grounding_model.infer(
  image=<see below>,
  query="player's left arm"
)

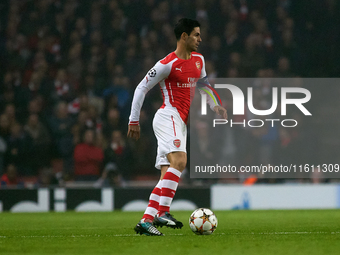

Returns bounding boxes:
[213,105,228,120]
[198,56,227,120]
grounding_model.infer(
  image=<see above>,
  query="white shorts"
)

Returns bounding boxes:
[153,108,187,169]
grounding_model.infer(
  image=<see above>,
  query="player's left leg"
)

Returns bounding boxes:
[134,167,168,236]
[141,166,168,221]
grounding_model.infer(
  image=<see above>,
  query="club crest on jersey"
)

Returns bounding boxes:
[196,61,201,70]
[148,68,157,77]
[173,139,181,148]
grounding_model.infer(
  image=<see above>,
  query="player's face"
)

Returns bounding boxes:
[186,27,202,52]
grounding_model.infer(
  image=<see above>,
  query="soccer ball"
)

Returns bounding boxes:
[189,208,218,235]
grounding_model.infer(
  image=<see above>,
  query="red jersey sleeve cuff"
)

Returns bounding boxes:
[129,121,139,125]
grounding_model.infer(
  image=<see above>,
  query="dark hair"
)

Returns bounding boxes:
[174,18,200,41]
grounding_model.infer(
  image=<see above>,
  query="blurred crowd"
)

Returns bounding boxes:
[0,0,339,188]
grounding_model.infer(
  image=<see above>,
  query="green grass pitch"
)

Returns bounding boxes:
[1,210,340,255]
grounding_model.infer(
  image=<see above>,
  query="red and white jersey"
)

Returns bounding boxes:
[129,51,217,125]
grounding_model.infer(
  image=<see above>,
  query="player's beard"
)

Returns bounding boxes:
[186,38,198,52]
[188,44,198,52]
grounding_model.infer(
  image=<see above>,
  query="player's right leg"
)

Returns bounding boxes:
[135,109,184,233]
[151,110,187,229]
[153,152,186,229]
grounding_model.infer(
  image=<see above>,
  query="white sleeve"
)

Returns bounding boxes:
[200,55,207,78]
[198,78,219,111]
[129,61,170,124]
[198,56,219,110]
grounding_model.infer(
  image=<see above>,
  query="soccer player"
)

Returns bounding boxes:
[128,18,227,236]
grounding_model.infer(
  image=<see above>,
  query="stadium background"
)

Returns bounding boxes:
[0,0,340,190]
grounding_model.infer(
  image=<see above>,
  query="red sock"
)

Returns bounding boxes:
[142,180,162,221]
[158,168,181,215]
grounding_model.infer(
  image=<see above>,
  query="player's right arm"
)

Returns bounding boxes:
[127,61,170,140]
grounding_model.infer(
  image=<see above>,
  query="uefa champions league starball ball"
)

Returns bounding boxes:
[189,208,218,235]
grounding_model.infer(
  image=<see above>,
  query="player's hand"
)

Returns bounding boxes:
[127,124,140,140]
[213,105,228,120]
